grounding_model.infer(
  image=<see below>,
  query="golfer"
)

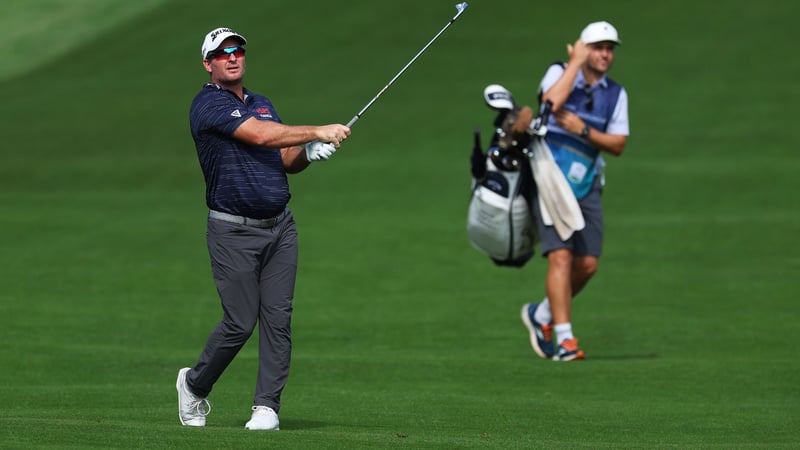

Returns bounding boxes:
[176,27,350,429]
[521,21,629,361]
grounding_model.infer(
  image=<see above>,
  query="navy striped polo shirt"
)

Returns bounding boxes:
[189,83,289,219]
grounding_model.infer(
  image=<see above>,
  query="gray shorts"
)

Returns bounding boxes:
[533,180,603,257]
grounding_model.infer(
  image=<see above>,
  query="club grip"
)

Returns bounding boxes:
[541,100,553,124]
[531,100,553,135]
[346,115,359,128]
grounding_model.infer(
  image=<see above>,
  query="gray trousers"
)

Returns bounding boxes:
[187,211,298,413]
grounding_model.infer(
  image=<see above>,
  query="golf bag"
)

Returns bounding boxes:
[467,85,538,267]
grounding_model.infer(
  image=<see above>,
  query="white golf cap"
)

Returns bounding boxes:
[202,27,247,59]
[580,21,621,45]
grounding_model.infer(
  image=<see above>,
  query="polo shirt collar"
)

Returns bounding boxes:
[204,82,251,102]
[576,70,609,89]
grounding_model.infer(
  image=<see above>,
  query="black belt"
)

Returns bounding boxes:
[208,209,288,228]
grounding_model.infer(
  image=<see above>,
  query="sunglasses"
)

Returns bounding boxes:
[206,46,246,61]
[583,85,594,111]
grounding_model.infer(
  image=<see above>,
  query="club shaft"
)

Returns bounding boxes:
[346,4,468,128]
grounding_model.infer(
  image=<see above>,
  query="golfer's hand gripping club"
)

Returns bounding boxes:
[307,123,350,160]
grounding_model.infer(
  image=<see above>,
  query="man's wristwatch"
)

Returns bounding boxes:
[580,124,591,138]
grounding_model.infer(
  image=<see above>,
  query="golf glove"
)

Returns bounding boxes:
[304,140,336,162]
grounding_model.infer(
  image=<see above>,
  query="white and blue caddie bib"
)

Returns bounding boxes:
[538,63,626,199]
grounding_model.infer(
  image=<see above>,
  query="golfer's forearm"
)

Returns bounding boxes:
[234,118,319,148]
[281,146,311,173]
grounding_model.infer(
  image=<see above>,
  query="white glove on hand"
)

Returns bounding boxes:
[304,140,336,162]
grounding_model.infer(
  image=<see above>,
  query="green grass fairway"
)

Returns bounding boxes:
[0,0,167,82]
[1,0,798,448]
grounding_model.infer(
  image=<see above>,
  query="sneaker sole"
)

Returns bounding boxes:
[245,425,280,431]
[520,304,550,359]
[552,350,585,362]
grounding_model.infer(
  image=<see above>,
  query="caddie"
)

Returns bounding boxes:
[521,21,630,361]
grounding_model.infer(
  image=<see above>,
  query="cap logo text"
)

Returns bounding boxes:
[210,28,235,42]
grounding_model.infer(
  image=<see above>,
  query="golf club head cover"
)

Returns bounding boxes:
[483,84,515,111]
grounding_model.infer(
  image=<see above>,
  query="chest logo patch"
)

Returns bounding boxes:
[256,107,273,119]
[231,109,242,118]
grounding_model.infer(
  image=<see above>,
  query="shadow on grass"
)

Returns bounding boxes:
[589,353,659,360]
[203,419,329,430]
[280,419,329,430]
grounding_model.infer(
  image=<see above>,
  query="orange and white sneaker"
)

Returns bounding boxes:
[552,338,585,361]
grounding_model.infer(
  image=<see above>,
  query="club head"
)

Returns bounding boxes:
[484,84,515,111]
[455,2,468,13]
[532,123,548,137]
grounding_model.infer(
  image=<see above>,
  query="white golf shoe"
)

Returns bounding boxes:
[244,405,280,430]
[176,367,211,426]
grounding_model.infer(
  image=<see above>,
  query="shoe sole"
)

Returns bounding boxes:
[245,425,280,431]
[520,304,550,359]
[552,350,585,361]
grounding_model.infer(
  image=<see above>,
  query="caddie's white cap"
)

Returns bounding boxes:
[580,21,621,45]
[201,27,247,59]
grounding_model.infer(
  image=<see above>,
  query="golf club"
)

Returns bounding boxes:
[345,2,468,128]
